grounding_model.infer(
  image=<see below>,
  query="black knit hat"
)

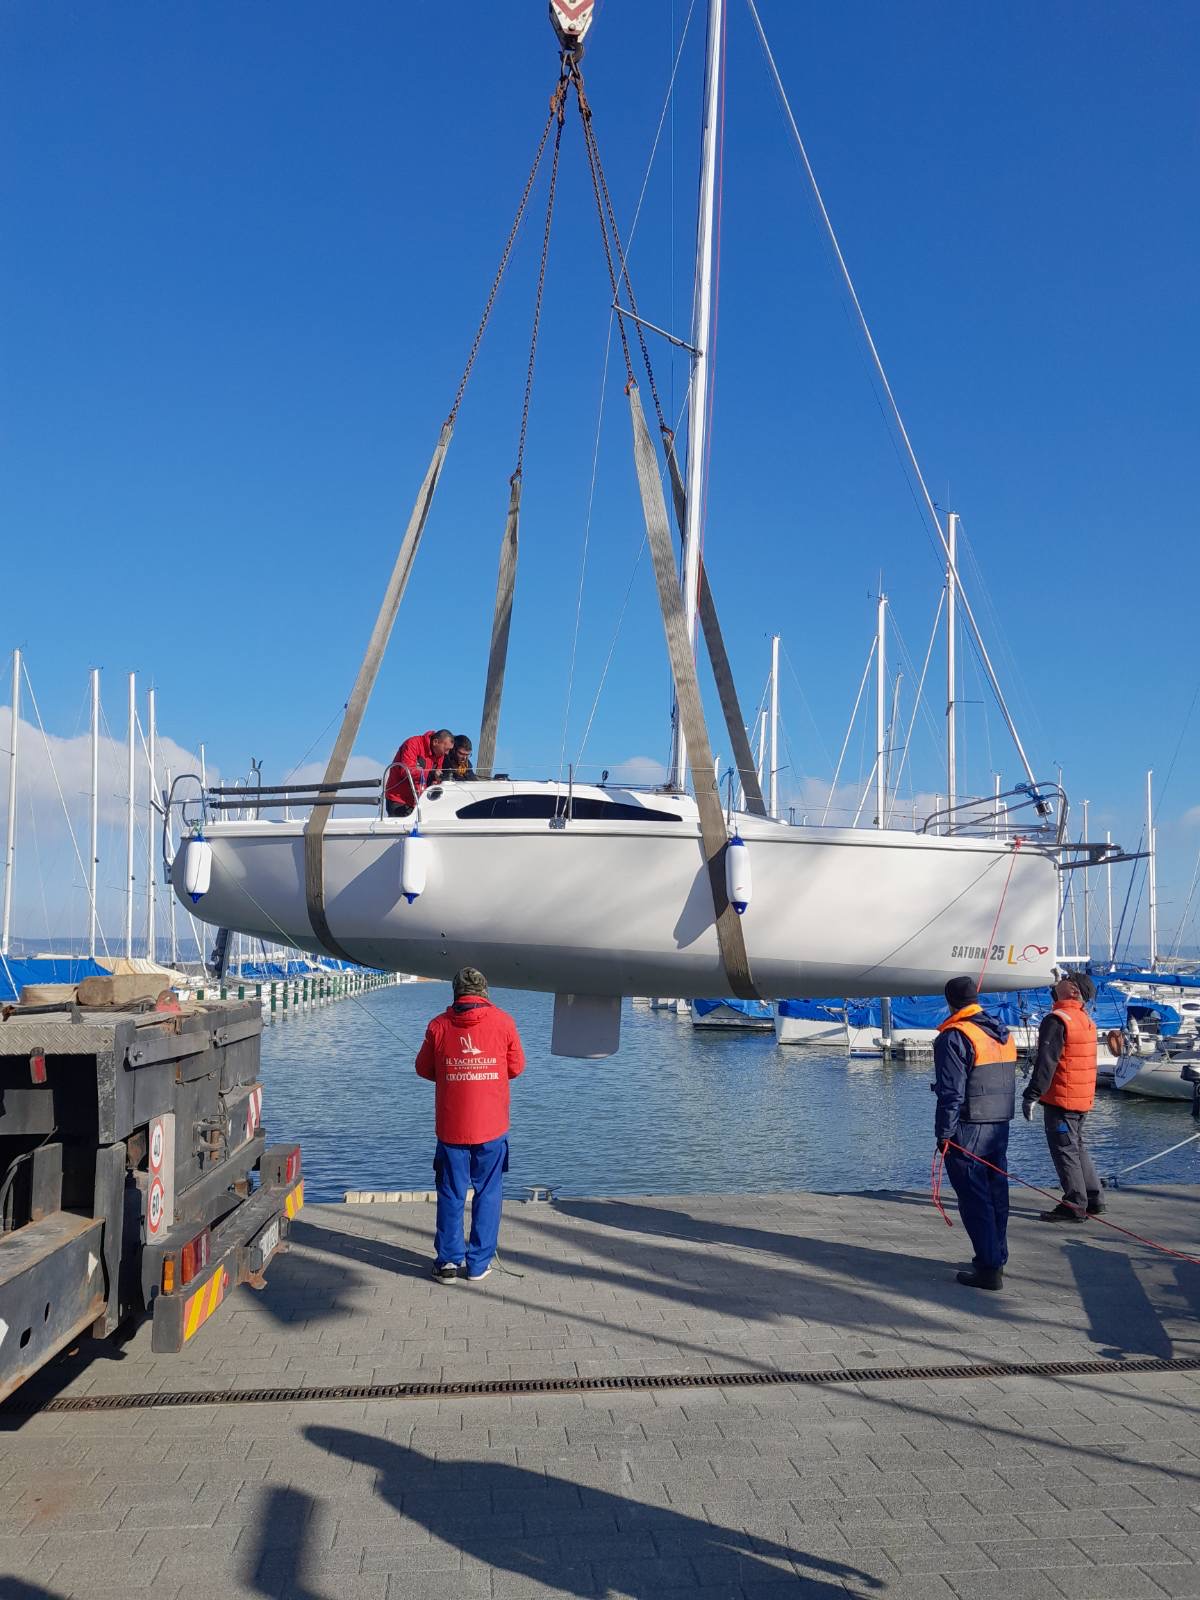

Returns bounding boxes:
[1063,970,1096,1004]
[944,975,979,1011]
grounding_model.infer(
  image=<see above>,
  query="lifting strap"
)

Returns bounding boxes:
[662,434,767,817]
[477,473,521,778]
[627,382,759,1000]
[301,86,565,959]
[303,424,453,961]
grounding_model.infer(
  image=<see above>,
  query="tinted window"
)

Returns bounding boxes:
[456,795,680,823]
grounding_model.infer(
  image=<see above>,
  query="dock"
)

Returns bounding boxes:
[4,1184,1200,1598]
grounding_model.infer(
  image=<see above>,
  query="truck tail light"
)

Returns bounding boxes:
[162,1257,175,1294]
[285,1148,301,1185]
[30,1051,47,1084]
[180,1227,211,1287]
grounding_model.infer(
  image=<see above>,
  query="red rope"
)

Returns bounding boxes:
[939,1137,1200,1266]
[976,837,1021,989]
[931,1146,954,1228]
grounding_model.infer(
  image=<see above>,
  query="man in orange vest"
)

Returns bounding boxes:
[934,974,1019,1291]
[1022,971,1102,1222]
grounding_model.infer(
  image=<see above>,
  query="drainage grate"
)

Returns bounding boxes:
[8,1352,1200,1416]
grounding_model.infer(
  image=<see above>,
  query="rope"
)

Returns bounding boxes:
[939,1137,1200,1266]
[1112,1131,1200,1179]
[976,838,1021,989]
[931,1147,953,1228]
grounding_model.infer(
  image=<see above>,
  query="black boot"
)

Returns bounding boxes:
[956,1265,1003,1291]
[1039,1204,1086,1223]
[1086,1192,1106,1215]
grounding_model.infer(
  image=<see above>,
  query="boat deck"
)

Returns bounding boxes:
[5,1184,1200,1598]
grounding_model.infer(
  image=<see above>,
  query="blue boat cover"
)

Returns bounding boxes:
[693,998,774,1020]
[778,979,1135,1035]
[0,955,110,1004]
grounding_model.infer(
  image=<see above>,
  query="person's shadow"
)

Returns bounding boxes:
[305,1425,882,1597]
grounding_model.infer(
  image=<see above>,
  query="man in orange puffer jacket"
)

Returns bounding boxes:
[1022,971,1102,1222]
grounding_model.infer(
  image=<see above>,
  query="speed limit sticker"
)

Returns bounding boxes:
[148,1177,166,1236]
[150,1121,164,1173]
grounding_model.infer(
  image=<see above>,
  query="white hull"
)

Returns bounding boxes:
[848,1027,940,1059]
[175,782,1060,1001]
[775,1012,850,1047]
[1112,1055,1193,1101]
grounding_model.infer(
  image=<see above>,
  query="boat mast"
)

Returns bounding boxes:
[756,709,767,794]
[945,512,958,828]
[668,0,723,791]
[875,591,887,827]
[876,592,892,1045]
[146,687,157,964]
[1147,768,1157,969]
[125,672,136,958]
[1105,828,1114,966]
[1081,797,1090,963]
[1,648,19,957]
[89,669,100,960]
[165,763,178,967]
[769,634,780,819]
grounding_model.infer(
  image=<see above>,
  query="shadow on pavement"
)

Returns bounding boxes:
[243,1485,324,1600]
[305,1424,882,1598]
[0,1585,67,1599]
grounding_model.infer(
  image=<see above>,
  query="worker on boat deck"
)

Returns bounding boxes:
[933,974,1018,1292]
[439,735,476,782]
[1022,971,1103,1223]
[385,728,453,816]
[415,966,525,1284]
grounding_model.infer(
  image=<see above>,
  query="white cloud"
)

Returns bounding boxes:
[1182,805,1200,829]
[0,707,216,952]
[607,755,668,788]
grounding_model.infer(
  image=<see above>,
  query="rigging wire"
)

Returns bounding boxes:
[742,0,1038,791]
[779,640,835,773]
[20,662,111,962]
[887,589,945,823]
[821,638,876,826]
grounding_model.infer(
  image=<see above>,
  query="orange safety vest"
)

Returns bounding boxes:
[1040,995,1097,1112]
[937,1004,1018,1066]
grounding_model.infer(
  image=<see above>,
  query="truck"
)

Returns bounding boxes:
[0,982,302,1402]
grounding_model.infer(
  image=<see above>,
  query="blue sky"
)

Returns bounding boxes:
[2,1,1198,950]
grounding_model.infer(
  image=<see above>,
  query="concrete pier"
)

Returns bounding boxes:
[4,1184,1200,1598]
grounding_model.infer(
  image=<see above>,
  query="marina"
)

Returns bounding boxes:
[2,1,1199,1596]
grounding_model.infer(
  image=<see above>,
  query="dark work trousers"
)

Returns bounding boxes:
[944,1121,1010,1272]
[1042,1105,1100,1210]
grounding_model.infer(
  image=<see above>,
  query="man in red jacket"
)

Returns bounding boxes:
[385,728,453,816]
[415,967,526,1283]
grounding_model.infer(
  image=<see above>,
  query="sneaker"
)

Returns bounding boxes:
[1038,1205,1086,1223]
[432,1262,460,1284]
[466,1263,492,1282]
[956,1266,1003,1291]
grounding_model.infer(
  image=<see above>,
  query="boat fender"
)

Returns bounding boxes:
[401,827,430,905]
[1106,1028,1125,1059]
[725,833,751,915]
[182,835,213,904]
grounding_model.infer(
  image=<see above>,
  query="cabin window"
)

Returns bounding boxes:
[455,795,680,823]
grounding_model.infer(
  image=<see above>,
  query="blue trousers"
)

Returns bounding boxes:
[944,1121,1010,1272]
[433,1137,509,1274]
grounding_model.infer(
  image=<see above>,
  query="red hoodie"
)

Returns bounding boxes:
[385,730,441,809]
[415,997,526,1145]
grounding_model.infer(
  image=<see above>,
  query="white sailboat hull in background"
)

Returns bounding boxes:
[174,785,1060,1000]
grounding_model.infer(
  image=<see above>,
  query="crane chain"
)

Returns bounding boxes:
[514,79,568,479]
[446,77,565,429]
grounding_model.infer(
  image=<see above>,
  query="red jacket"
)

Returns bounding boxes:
[415,997,526,1145]
[386,730,441,808]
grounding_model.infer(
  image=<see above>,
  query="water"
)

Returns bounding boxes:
[260,984,1200,1203]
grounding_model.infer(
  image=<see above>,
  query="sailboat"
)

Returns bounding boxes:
[171,0,1070,1057]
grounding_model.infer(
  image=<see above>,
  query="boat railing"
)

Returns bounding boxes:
[203,779,385,821]
[921,782,1068,845]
